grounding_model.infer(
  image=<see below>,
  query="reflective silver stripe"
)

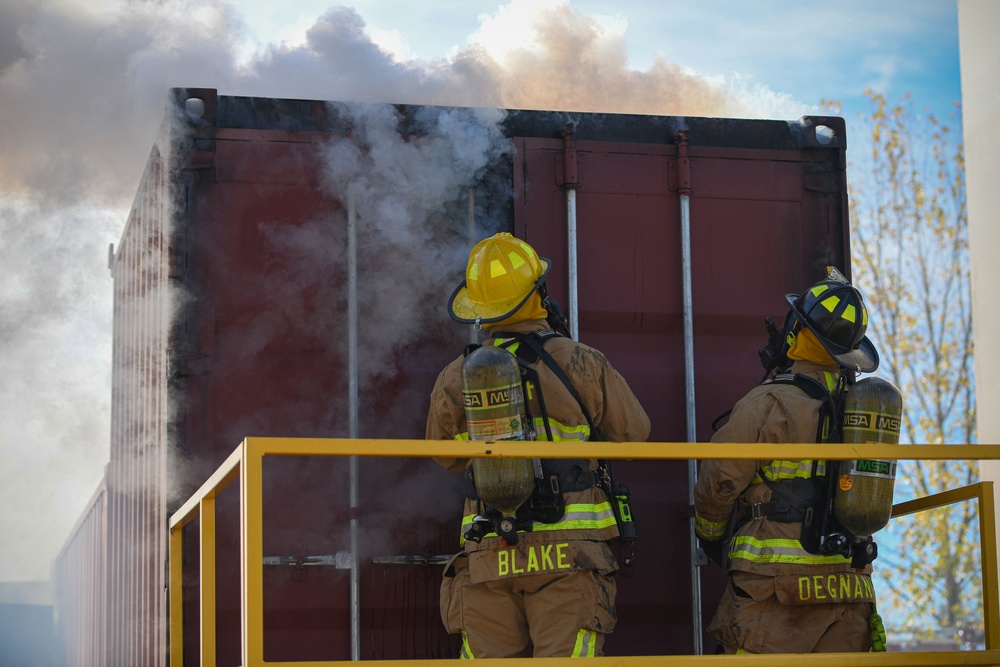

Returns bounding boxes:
[461,505,615,529]
[460,502,616,541]
[694,511,727,540]
[573,628,596,657]
[532,503,616,532]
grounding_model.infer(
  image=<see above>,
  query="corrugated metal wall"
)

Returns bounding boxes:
[55,479,108,666]
[108,143,170,666]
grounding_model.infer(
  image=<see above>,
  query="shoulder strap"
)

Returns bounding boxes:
[770,372,844,444]
[758,372,851,553]
[494,332,636,544]
[495,331,602,439]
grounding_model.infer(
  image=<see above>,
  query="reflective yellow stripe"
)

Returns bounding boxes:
[820,295,840,313]
[694,511,727,540]
[730,535,851,565]
[490,258,508,278]
[572,628,597,657]
[819,371,839,442]
[460,502,615,542]
[822,371,838,391]
[460,630,474,659]
[455,412,589,441]
[532,416,590,441]
[752,459,826,483]
[507,250,526,271]
[460,502,616,532]
[533,502,616,532]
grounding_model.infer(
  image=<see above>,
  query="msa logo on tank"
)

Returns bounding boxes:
[844,459,897,480]
[843,410,901,433]
[463,382,525,439]
[462,346,527,441]
[463,385,523,409]
[461,345,534,546]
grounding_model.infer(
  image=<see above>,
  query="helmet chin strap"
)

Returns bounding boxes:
[757,310,802,382]
[538,283,570,338]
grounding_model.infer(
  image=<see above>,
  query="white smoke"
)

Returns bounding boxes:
[0,0,812,582]
[318,101,512,389]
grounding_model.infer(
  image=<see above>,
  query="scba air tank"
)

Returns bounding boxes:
[461,346,535,536]
[834,376,904,537]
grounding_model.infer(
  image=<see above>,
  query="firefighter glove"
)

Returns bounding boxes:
[700,539,726,567]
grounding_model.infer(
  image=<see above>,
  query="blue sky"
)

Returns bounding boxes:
[0,0,962,584]
[234,0,962,139]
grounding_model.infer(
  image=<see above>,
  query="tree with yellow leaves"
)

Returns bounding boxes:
[826,90,980,647]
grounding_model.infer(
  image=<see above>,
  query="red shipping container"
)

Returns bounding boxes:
[59,88,850,665]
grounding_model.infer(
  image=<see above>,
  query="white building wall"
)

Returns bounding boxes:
[958,0,1000,590]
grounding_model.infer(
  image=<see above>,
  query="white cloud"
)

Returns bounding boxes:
[469,0,628,66]
[368,26,416,63]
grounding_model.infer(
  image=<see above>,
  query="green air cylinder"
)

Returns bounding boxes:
[834,376,904,537]
[461,346,534,518]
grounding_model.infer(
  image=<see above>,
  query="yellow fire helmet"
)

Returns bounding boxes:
[448,232,551,325]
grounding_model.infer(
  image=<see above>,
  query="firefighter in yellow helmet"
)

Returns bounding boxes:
[427,232,650,658]
[694,269,886,654]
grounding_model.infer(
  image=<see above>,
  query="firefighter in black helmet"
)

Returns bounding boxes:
[784,272,879,374]
[695,268,887,654]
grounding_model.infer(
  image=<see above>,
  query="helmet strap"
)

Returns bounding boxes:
[538,283,570,338]
[758,311,797,381]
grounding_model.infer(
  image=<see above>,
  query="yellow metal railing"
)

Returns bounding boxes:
[889,480,999,650]
[168,439,1000,667]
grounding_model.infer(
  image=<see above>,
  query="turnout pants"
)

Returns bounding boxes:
[440,551,617,658]
[710,570,874,653]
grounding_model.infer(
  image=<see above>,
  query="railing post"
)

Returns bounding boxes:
[200,496,217,666]
[241,440,265,666]
[168,525,184,667]
[980,481,998,650]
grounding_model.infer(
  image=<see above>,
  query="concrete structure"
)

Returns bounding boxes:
[958,0,1000,585]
